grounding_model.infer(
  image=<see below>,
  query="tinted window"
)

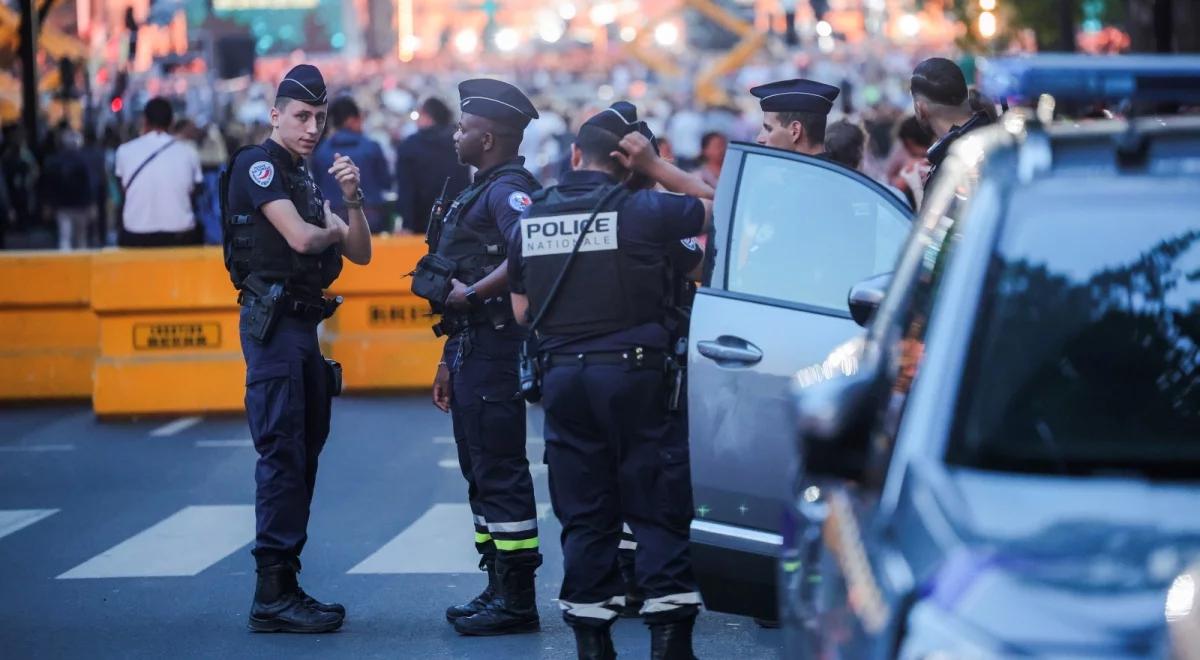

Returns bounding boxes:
[725,152,910,311]
[949,178,1200,478]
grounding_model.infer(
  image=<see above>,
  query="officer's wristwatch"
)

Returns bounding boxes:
[343,187,364,210]
[464,287,483,309]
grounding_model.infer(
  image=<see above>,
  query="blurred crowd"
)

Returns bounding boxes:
[0,41,971,250]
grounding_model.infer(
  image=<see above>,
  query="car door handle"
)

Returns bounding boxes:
[696,337,763,366]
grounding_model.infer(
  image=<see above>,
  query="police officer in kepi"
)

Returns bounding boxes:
[220,64,373,634]
[751,78,840,156]
[411,78,544,636]
[509,102,714,659]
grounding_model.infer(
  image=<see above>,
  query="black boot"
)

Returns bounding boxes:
[446,555,498,622]
[573,624,617,660]
[453,556,541,636]
[248,563,344,634]
[288,559,346,618]
[649,615,697,660]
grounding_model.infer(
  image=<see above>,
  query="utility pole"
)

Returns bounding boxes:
[19,0,39,149]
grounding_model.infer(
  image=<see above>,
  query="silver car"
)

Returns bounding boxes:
[686,143,913,620]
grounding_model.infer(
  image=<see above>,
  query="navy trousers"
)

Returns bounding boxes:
[542,362,700,628]
[447,325,541,567]
[240,309,332,568]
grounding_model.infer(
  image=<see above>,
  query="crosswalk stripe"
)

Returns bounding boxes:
[434,436,545,445]
[58,505,255,579]
[0,509,59,541]
[348,503,552,574]
[195,439,254,448]
[437,456,547,475]
[150,416,203,437]
[0,444,75,452]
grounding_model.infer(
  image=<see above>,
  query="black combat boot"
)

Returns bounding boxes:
[453,556,541,636]
[446,555,498,622]
[648,613,698,660]
[572,624,617,660]
[248,563,344,634]
[288,558,346,618]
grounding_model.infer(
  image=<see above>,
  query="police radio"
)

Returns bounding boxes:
[425,177,452,249]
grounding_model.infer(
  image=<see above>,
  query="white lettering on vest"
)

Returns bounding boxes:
[521,212,619,257]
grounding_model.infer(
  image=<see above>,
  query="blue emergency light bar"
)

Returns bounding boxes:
[978,55,1200,106]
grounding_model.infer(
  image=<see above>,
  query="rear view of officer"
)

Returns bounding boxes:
[509,102,714,659]
[411,78,544,636]
[221,64,372,633]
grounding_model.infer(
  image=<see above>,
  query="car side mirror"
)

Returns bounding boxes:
[791,342,883,481]
[848,273,891,328]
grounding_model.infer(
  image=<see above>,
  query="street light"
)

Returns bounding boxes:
[495,27,520,52]
[978,10,997,39]
[815,20,833,37]
[589,3,617,26]
[898,13,920,38]
[654,22,679,47]
[980,0,997,11]
[454,29,478,55]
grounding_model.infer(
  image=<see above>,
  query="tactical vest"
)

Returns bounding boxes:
[521,183,671,338]
[220,145,342,292]
[433,162,539,286]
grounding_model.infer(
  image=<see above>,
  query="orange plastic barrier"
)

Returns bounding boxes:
[91,247,243,415]
[323,235,443,391]
[0,251,97,400]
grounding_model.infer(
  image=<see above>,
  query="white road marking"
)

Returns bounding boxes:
[348,503,552,574]
[195,440,254,448]
[437,458,460,469]
[438,456,547,475]
[0,509,59,541]
[58,505,255,579]
[149,416,203,437]
[0,444,75,452]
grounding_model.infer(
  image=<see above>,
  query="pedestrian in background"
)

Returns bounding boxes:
[314,97,392,233]
[695,131,727,187]
[824,120,868,172]
[394,96,469,235]
[42,129,97,250]
[114,97,203,247]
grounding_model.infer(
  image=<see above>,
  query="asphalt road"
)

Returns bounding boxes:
[0,395,780,659]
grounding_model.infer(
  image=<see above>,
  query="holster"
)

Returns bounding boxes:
[324,358,343,397]
[410,253,457,311]
[518,337,542,404]
[665,336,688,413]
[240,275,285,345]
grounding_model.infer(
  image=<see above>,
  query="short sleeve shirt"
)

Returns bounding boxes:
[458,156,538,244]
[226,139,301,217]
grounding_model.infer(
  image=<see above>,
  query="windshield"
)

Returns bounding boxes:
[948,176,1200,478]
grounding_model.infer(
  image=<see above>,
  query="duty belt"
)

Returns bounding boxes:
[238,290,341,322]
[542,347,668,370]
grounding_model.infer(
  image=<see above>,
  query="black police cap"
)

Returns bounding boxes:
[277,64,328,106]
[581,102,659,154]
[749,78,840,114]
[458,78,539,129]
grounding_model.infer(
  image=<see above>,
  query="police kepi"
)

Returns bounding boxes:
[508,101,715,659]
[220,63,373,634]
[750,78,839,155]
[411,78,545,637]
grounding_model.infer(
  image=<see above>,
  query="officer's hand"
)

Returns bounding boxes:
[329,152,361,200]
[323,200,349,240]
[432,362,452,413]
[610,132,658,174]
[445,278,470,311]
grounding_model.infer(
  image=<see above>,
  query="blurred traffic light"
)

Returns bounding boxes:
[110,97,124,113]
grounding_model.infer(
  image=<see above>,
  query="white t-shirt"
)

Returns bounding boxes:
[114,131,202,234]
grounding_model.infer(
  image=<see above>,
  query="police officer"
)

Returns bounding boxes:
[419,78,544,636]
[751,78,840,156]
[509,102,714,659]
[221,64,372,633]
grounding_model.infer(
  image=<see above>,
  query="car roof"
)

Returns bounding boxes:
[979,54,1200,106]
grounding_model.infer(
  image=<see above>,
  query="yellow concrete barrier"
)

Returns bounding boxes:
[91,247,243,416]
[324,235,443,391]
[0,251,97,400]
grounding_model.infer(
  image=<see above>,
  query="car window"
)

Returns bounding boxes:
[948,177,1200,478]
[724,152,911,312]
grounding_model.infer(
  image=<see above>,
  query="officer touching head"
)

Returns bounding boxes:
[751,78,840,155]
[508,102,714,659]
[414,78,545,637]
[220,63,372,634]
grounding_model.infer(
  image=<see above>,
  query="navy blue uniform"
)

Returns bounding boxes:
[511,170,704,629]
[313,128,392,233]
[394,126,470,234]
[227,138,335,568]
[443,157,541,565]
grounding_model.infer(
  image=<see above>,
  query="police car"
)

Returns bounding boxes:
[781,56,1200,657]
